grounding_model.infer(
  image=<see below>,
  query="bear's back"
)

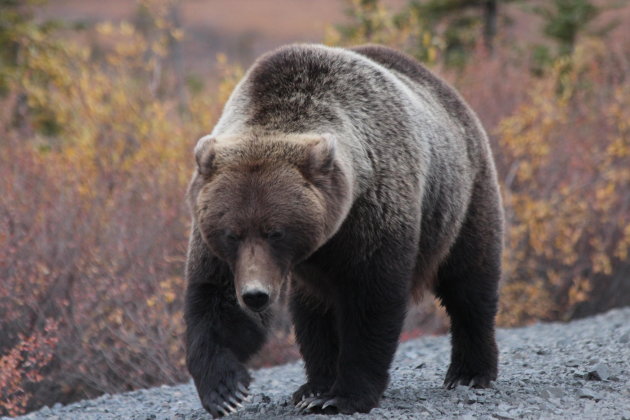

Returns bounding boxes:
[350,45,489,164]
[242,44,421,135]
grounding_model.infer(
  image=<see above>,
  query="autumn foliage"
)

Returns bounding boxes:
[1,0,629,415]
[0,1,220,413]
[0,320,58,416]
[496,42,630,325]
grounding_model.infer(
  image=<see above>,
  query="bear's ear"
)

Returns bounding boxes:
[194,135,216,176]
[305,134,337,176]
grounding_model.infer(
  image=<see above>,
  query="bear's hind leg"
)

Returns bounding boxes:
[434,193,502,389]
[290,288,339,405]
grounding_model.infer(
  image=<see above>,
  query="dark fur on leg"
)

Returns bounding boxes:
[435,178,502,390]
[185,226,268,418]
[290,287,339,404]
[296,232,413,414]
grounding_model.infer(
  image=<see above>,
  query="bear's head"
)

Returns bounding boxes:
[188,133,352,312]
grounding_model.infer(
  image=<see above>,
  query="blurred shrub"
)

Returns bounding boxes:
[326,0,443,65]
[497,40,630,325]
[0,320,58,416]
[328,0,519,68]
[529,0,621,73]
[0,0,237,414]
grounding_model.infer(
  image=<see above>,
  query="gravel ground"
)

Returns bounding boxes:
[9,307,630,420]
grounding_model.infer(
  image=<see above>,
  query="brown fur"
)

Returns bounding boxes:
[184,44,503,417]
[349,45,503,300]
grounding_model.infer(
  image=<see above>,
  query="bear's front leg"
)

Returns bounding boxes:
[299,244,411,414]
[185,228,267,418]
[290,287,339,405]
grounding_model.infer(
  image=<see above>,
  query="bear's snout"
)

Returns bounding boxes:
[234,240,282,312]
[241,288,270,312]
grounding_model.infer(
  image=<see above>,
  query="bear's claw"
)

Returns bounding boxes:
[321,398,338,410]
[202,380,250,418]
[292,382,332,405]
[297,396,340,414]
[296,392,378,414]
[444,373,494,390]
[237,383,248,394]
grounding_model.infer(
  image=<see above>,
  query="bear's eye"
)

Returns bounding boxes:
[264,229,285,241]
[224,230,241,243]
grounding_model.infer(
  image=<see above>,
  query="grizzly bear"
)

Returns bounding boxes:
[184,44,503,417]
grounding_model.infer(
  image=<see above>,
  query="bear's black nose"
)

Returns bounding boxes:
[242,290,270,311]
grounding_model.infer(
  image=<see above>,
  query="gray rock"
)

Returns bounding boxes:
[578,388,602,401]
[494,411,515,420]
[540,387,564,399]
[5,307,630,420]
[587,363,611,381]
[464,392,478,404]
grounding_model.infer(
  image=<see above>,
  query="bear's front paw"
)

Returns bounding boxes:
[296,392,378,415]
[444,362,496,389]
[292,382,332,406]
[192,348,252,418]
